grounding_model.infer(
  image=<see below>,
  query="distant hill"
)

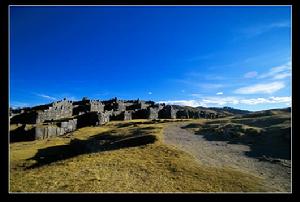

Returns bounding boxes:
[198,106,250,116]
[239,107,291,118]
[171,105,290,117]
[184,106,291,160]
[172,105,220,114]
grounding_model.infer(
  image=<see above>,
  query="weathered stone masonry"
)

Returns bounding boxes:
[10,97,220,141]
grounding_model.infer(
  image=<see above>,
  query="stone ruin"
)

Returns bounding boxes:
[10,97,220,141]
[36,99,73,123]
[158,105,177,119]
[10,99,73,124]
[73,98,105,115]
[35,119,77,140]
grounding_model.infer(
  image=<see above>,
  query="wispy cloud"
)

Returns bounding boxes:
[10,101,29,108]
[198,83,224,89]
[173,79,225,90]
[65,96,78,101]
[185,72,226,81]
[240,21,290,38]
[216,92,223,95]
[258,62,291,80]
[159,96,291,108]
[158,100,207,107]
[234,81,285,94]
[239,96,291,105]
[35,93,57,100]
[148,92,152,95]
[190,93,203,98]
[204,75,226,81]
[244,71,258,78]
[272,72,291,80]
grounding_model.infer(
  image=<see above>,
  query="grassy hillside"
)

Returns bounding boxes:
[207,107,250,115]
[183,109,291,160]
[10,119,267,192]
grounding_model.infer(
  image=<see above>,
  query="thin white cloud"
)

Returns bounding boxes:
[35,93,57,100]
[244,71,258,78]
[159,96,291,107]
[10,101,29,108]
[158,100,208,108]
[240,96,291,105]
[216,92,223,95]
[65,96,78,101]
[272,72,291,80]
[258,62,291,80]
[198,83,224,89]
[202,97,240,105]
[148,92,152,95]
[186,72,226,81]
[191,93,202,98]
[241,21,290,38]
[234,81,285,94]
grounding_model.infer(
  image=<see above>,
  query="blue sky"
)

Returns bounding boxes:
[10,6,291,111]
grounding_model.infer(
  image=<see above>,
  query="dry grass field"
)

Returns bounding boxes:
[10,119,267,192]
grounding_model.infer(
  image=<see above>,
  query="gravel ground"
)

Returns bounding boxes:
[163,122,291,192]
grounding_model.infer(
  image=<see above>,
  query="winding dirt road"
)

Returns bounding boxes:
[163,122,291,192]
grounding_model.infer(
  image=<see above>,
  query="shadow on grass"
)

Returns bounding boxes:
[26,127,157,169]
[114,119,183,128]
[10,126,35,143]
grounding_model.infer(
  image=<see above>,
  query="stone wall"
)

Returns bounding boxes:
[132,108,158,119]
[132,109,149,119]
[77,111,110,128]
[90,100,104,112]
[176,110,189,119]
[104,100,126,111]
[35,118,77,140]
[36,100,73,123]
[98,112,110,125]
[77,112,99,128]
[110,111,132,121]
[148,108,159,119]
[158,105,177,119]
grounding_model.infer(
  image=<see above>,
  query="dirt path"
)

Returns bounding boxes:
[163,122,291,192]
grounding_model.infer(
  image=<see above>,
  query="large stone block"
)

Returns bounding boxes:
[35,127,45,140]
[47,126,57,138]
[61,122,68,128]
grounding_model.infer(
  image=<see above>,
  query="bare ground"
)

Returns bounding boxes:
[163,122,291,192]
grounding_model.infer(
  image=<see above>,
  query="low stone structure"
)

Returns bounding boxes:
[10,97,220,141]
[77,111,110,128]
[11,99,74,124]
[110,111,132,121]
[176,110,189,119]
[103,97,126,111]
[148,107,159,119]
[36,99,73,123]
[158,105,177,119]
[35,118,77,140]
[72,98,104,115]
